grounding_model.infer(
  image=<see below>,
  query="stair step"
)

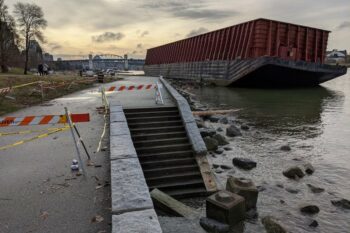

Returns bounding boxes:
[124,107,178,113]
[141,157,196,170]
[125,111,179,118]
[161,187,208,199]
[130,126,185,134]
[128,120,183,129]
[146,172,202,186]
[132,131,187,141]
[127,115,181,123]
[134,137,189,148]
[143,165,199,178]
[138,150,194,162]
[148,178,204,190]
[136,143,192,154]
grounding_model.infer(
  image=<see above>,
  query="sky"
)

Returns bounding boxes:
[5,0,350,60]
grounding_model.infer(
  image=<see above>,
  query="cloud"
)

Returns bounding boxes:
[140,31,149,37]
[141,0,237,21]
[174,9,235,20]
[136,43,143,49]
[47,42,62,51]
[92,32,125,43]
[186,27,209,38]
[337,21,350,30]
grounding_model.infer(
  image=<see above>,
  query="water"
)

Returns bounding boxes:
[192,72,350,233]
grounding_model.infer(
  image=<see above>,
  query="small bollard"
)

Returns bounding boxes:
[226,177,258,210]
[206,190,245,226]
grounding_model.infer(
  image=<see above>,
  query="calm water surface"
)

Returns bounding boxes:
[193,72,350,233]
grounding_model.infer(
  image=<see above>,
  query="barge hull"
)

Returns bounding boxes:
[144,57,347,87]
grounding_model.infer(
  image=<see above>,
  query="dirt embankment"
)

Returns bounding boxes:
[0,73,119,115]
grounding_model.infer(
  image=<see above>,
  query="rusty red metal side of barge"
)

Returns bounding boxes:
[145,18,329,65]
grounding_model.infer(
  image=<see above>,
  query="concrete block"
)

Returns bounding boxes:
[110,122,130,136]
[110,135,137,160]
[177,99,195,123]
[206,191,245,226]
[110,111,127,122]
[112,209,162,233]
[185,122,207,155]
[226,177,258,210]
[110,105,123,113]
[111,158,153,214]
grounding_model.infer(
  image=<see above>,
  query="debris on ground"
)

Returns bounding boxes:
[91,215,104,223]
[40,211,49,220]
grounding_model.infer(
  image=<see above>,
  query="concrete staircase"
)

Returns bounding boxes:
[124,106,207,198]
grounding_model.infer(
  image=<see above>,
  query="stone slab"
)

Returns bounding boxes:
[110,121,130,136]
[110,105,123,113]
[158,217,206,233]
[110,111,127,123]
[160,77,207,155]
[110,135,137,160]
[177,99,195,124]
[111,158,153,214]
[112,209,162,233]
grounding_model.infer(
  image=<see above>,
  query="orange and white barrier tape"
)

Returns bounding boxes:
[0,87,11,95]
[0,113,90,127]
[107,84,156,92]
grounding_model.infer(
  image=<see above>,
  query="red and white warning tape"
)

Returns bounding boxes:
[0,113,90,127]
[0,87,11,95]
[107,84,156,92]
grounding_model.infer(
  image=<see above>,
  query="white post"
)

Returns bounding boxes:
[65,107,87,177]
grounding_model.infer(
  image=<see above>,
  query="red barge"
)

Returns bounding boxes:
[144,18,347,87]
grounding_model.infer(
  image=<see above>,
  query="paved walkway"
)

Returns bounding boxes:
[105,76,175,109]
[0,75,172,233]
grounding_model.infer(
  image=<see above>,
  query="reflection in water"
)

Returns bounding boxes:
[195,86,344,138]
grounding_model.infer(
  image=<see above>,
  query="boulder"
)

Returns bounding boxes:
[307,184,325,193]
[200,128,217,137]
[204,137,219,151]
[304,163,315,175]
[196,121,206,129]
[261,216,287,233]
[208,115,223,123]
[282,167,305,179]
[223,147,232,151]
[285,187,299,194]
[309,220,319,228]
[215,148,224,154]
[213,164,220,169]
[241,124,250,130]
[220,165,233,170]
[199,217,230,233]
[226,125,242,137]
[331,198,350,209]
[232,158,257,170]
[217,127,223,132]
[300,205,320,214]
[280,145,291,151]
[219,117,229,124]
[213,134,229,146]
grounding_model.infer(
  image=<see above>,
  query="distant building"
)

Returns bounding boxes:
[326,49,347,63]
[43,52,54,62]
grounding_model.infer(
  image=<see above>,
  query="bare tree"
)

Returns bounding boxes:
[0,0,18,73]
[13,2,47,74]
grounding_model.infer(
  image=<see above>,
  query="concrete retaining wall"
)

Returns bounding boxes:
[160,77,207,155]
[109,104,162,233]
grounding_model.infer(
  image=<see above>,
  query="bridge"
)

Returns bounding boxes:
[48,54,145,71]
